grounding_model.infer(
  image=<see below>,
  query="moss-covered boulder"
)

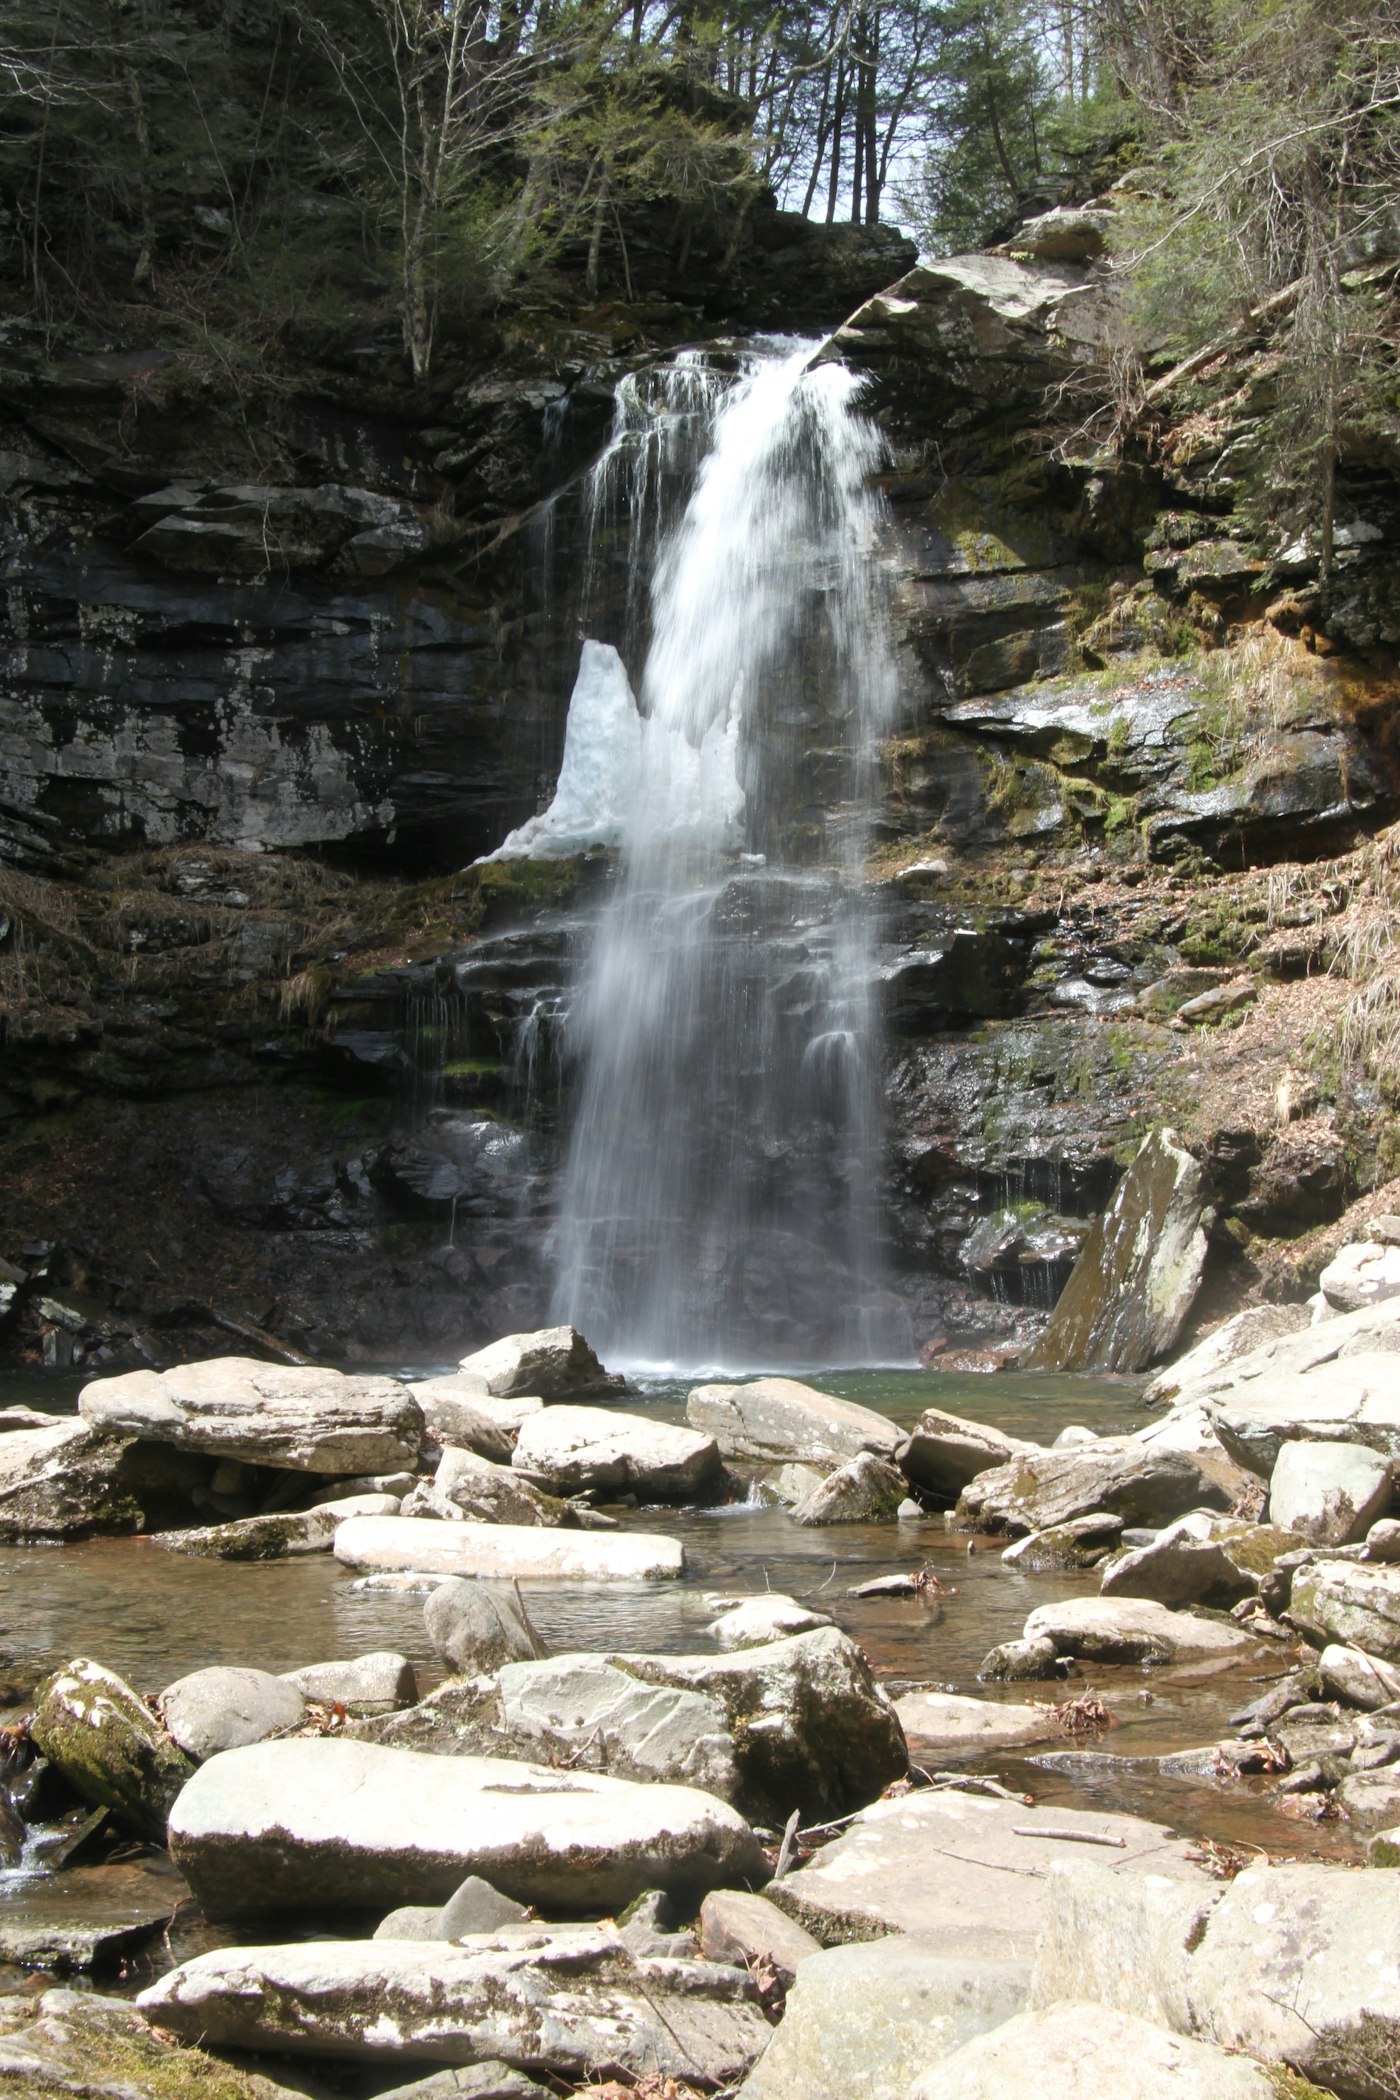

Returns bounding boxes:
[30,1658,195,1841]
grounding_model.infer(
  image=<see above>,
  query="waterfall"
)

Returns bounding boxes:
[545,338,903,1372]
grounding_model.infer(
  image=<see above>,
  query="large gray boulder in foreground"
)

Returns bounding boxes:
[139,1924,770,2081]
[167,1737,767,1918]
[333,1514,684,1580]
[511,1405,721,1498]
[456,1327,621,1400]
[1033,1855,1400,2091]
[686,1377,900,1465]
[78,1357,423,1474]
[1024,1127,1208,1373]
[738,1937,1027,2100]
[766,1788,1207,1955]
[908,2001,1279,2100]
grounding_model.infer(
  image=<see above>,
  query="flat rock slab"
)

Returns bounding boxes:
[957,1437,1231,1536]
[1022,1596,1253,1664]
[0,1861,180,1971]
[167,1737,767,1919]
[1142,1303,1310,1406]
[1033,1854,1400,2090]
[766,1789,1207,1956]
[0,1986,306,2100]
[412,1382,543,1463]
[139,1926,768,2080]
[908,2000,1279,2100]
[155,1493,399,1560]
[1024,1126,1207,1374]
[511,1405,720,1498]
[1269,1437,1392,1544]
[79,1357,422,1474]
[738,1937,1027,2100]
[333,1514,684,1580]
[686,1378,900,1465]
[1213,1353,1400,1475]
[1167,1295,1400,1415]
[894,1690,1062,1759]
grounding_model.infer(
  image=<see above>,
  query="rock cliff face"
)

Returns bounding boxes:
[2,212,1397,1367]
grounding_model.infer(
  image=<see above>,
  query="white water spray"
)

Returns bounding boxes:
[541,340,902,1369]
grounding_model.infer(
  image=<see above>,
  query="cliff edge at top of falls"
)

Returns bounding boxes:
[1,182,1399,1368]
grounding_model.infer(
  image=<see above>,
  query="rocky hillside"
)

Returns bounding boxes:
[1,199,1397,1369]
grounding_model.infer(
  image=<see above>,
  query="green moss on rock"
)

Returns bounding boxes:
[31,1658,194,1841]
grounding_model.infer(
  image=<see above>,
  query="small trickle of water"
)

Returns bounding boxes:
[549,340,905,1372]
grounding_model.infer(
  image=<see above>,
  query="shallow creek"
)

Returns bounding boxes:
[0,1365,1361,1996]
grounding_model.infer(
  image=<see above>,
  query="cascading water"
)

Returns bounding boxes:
[536,339,905,1371]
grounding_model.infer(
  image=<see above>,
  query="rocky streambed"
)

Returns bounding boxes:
[3,1307,1400,2099]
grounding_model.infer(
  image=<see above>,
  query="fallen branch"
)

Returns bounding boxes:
[1011,1826,1127,1848]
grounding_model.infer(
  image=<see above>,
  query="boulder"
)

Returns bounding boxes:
[1141,1303,1311,1406]
[159,1667,305,1762]
[412,1379,544,1462]
[1000,1512,1124,1570]
[1317,1641,1400,1709]
[955,1438,1231,1536]
[1098,1513,1299,1610]
[78,1358,422,1474]
[0,1420,205,1542]
[333,1515,684,1580]
[155,1492,400,1560]
[737,1937,1028,2100]
[281,1652,418,1711]
[1165,1295,1400,1415]
[604,1629,907,1824]
[1335,1768,1400,1830]
[456,1327,621,1400]
[441,1875,532,1938]
[978,1636,1068,1683]
[166,1738,768,1918]
[898,1408,1034,1500]
[698,1890,822,1983]
[1023,1128,1208,1374]
[685,1378,900,1465]
[1319,1239,1400,1312]
[138,1925,770,2082]
[1367,1517,1400,1561]
[511,1406,721,1499]
[31,1659,195,1841]
[708,1595,834,1648]
[434,1446,571,1526]
[486,1657,740,1798]
[908,2001,1278,2100]
[1021,1596,1253,1665]
[790,1453,906,1525]
[757,1462,832,1505]
[1213,1354,1400,1476]
[766,1789,1206,1953]
[1268,1439,1392,1545]
[425,1579,538,1675]
[1289,1558,1400,1662]
[386,1628,906,1824]
[1032,1854,1400,2092]
[894,1690,1063,1759]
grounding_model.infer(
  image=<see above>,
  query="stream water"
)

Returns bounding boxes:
[0,1365,1360,1906]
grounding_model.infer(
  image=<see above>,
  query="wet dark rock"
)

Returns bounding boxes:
[31,1657,195,1841]
[1024,1127,1208,1373]
[0,1860,180,1972]
[1000,1511,1125,1571]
